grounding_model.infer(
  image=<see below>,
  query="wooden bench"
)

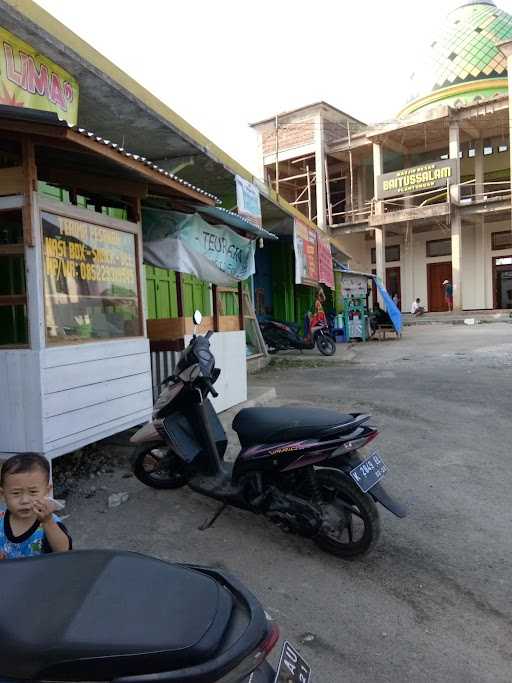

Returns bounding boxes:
[376,323,401,341]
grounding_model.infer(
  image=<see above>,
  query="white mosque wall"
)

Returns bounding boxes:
[350,216,512,312]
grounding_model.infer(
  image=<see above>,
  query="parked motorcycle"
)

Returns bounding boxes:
[260,314,336,356]
[0,549,311,682]
[131,312,406,559]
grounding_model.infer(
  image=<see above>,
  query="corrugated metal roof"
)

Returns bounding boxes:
[0,106,219,202]
[194,204,278,240]
[72,127,219,202]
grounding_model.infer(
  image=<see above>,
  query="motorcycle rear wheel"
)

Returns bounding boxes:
[313,469,380,558]
[316,334,336,356]
[132,443,190,489]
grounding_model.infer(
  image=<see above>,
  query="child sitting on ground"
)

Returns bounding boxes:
[0,453,72,559]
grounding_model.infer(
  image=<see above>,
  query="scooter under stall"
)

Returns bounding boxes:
[260,314,336,356]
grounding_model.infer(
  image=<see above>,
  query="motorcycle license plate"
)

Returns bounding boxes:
[350,451,388,493]
[274,641,311,683]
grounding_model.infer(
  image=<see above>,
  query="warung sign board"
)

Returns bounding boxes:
[235,175,262,227]
[0,25,79,124]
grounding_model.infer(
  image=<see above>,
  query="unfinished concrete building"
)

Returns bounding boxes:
[252,0,512,313]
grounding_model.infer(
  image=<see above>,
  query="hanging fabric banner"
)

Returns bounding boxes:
[317,233,334,290]
[235,175,262,227]
[142,208,255,283]
[0,26,79,124]
[293,218,318,286]
[373,276,402,334]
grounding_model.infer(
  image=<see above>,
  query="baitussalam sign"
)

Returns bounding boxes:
[0,26,79,125]
[376,159,457,200]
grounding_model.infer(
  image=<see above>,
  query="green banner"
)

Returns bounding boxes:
[143,208,255,281]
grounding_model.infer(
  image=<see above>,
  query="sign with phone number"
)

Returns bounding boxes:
[42,213,137,296]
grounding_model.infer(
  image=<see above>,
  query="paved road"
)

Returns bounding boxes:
[67,323,512,682]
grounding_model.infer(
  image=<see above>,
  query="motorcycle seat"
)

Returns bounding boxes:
[0,550,233,681]
[233,406,362,447]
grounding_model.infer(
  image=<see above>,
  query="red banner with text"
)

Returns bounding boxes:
[317,233,334,290]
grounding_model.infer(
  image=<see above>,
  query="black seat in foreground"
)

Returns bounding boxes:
[0,550,233,681]
[233,406,358,447]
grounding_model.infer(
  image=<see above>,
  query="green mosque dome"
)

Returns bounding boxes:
[399,0,512,118]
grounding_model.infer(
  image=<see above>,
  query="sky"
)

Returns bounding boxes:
[35,0,512,175]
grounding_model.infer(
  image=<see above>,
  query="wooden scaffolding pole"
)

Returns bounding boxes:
[325,158,333,226]
[306,165,312,221]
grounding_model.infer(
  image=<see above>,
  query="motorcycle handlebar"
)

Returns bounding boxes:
[205,330,214,340]
[203,377,219,398]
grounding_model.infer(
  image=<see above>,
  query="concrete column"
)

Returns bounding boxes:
[403,222,415,310]
[372,142,384,215]
[474,138,484,196]
[357,165,365,214]
[375,227,386,306]
[315,114,327,229]
[449,122,462,310]
[471,139,486,308]
[474,217,486,309]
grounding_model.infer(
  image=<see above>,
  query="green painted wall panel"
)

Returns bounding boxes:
[271,242,295,322]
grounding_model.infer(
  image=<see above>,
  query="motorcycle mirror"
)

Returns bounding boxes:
[193,310,202,326]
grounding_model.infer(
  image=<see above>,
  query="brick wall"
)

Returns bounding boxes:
[260,116,317,156]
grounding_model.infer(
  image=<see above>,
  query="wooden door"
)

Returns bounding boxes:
[386,267,401,310]
[427,262,452,312]
[493,256,512,309]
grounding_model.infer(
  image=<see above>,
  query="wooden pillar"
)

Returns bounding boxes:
[237,281,244,330]
[22,137,36,247]
[212,284,220,331]
[175,271,184,318]
[449,122,462,311]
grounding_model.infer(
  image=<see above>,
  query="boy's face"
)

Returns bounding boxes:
[0,469,51,519]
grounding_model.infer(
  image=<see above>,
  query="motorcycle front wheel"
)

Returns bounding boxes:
[132,443,190,489]
[313,468,380,558]
[315,334,336,356]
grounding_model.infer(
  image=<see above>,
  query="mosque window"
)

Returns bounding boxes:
[468,148,476,158]
[492,232,512,251]
[498,144,508,153]
[440,153,449,161]
[370,245,401,264]
[484,144,493,156]
[427,239,452,258]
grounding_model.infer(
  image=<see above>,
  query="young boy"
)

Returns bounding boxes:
[0,453,72,559]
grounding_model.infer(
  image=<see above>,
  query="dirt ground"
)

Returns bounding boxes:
[62,322,512,683]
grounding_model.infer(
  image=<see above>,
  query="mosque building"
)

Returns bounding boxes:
[251,0,512,312]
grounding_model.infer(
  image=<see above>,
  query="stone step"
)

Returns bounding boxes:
[404,311,512,326]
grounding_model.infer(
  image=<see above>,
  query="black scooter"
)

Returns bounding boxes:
[0,549,309,682]
[260,314,336,356]
[131,312,405,559]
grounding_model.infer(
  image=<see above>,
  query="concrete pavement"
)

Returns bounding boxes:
[62,323,512,682]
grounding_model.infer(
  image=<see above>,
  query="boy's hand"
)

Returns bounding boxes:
[32,498,57,523]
